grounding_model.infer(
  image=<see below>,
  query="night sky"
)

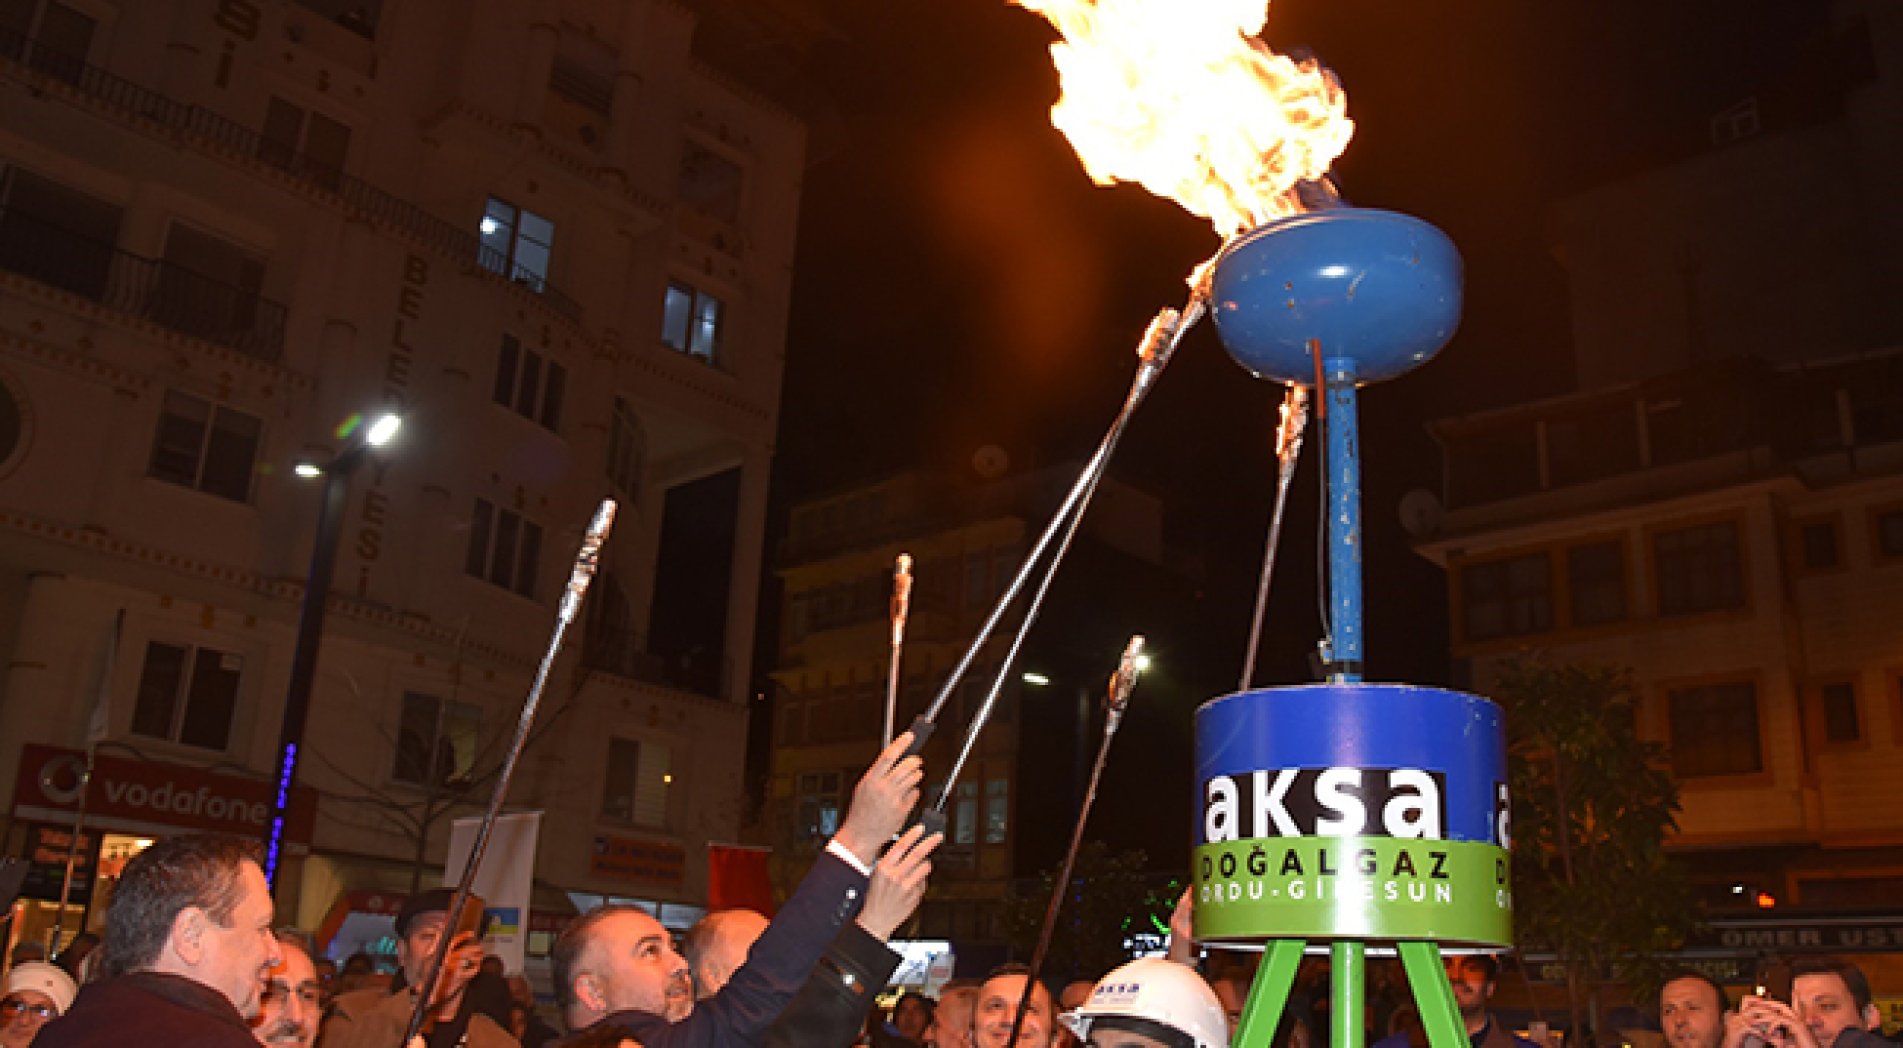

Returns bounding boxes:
[741,0,1831,825]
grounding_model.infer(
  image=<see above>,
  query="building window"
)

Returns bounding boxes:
[1667,681,1762,777]
[1459,553,1552,642]
[130,641,241,751]
[1797,518,1841,572]
[465,498,542,598]
[257,96,351,188]
[679,141,743,223]
[1818,682,1861,744]
[156,224,271,351]
[600,737,672,827]
[796,772,840,843]
[1566,541,1626,627]
[392,691,481,786]
[0,166,123,300]
[953,781,978,846]
[606,397,644,499]
[545,34,615,147]
[148,390,262,503]
[491,335,565,431]
[984,777,1008,844]
[1876,509,1903,560]
[661,280,723,362]
[478,197,554,291]
[0,0,94,83]
[1654,520,1745,616]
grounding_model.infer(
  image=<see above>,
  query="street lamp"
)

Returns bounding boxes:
[263,411,402,891]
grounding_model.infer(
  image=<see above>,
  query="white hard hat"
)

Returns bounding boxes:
[1059,956,1228,1048]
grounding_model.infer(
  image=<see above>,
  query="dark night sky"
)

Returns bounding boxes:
[744,0,1830,747]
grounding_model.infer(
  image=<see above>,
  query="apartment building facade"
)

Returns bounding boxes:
[0,0,803,962]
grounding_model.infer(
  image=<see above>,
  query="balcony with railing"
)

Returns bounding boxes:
[580,619,732,702]
[1432,352,1903,519]
[0,28,583,322]
[0,206,287,361]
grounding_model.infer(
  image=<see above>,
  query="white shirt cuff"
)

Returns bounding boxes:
[826,837,872,877]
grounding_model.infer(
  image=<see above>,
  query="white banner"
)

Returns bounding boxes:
[444,810,541,974]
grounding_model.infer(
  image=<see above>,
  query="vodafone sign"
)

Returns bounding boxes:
[11,743,317,844]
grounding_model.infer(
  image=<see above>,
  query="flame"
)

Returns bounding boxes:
[1010,0,1354,239]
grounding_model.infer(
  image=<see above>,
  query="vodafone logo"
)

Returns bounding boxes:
[36,754,88,805]
[97,778,269,828]
[13,743,314,840]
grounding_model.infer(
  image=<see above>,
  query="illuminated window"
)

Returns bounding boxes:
[661,280,723,363]
[796,772,841,843]
[600,737,672,827]
[984,778,1008,844]
[953,782,978,845]
[131,641,241,751]
[478,197,554,292]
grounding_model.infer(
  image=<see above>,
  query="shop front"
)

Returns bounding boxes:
[5,742,317,952]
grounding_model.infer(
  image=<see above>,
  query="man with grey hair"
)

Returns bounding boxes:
[37,835,281,1048]
[251,930,321,1048]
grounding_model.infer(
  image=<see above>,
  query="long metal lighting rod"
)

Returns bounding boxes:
[925,295,1204,812]
[404,499,616,1045]
[901,290,1206,768]
[882,553,914,748]
[1239,384,1310,690]
[1005,637,1146,1048]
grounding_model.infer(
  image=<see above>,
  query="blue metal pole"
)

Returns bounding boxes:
[1325,356,1362,683]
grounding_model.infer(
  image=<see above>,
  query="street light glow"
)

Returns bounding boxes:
[294,462,323,478]
[1021,671,1051,687]
[365,413,403,447]
[1134,654,1153,673]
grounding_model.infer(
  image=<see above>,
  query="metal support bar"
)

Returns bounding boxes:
[1324,357,1363,681]
[1332,942,1366,1048]
[1400,941,1470,1048]
[1233,939,1307,1046]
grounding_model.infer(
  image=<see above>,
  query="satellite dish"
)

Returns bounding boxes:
[972,444,1010,479]
[1398,488,1444,538]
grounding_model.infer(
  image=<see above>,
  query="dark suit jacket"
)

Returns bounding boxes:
[36,971,258,1048]
[559,848,869,1048]
[763,920,902,1048]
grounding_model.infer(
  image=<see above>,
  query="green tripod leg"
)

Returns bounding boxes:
[1333,942,1366,1048]
[1232,939,1306,1046]
[1400,941,1468,1048]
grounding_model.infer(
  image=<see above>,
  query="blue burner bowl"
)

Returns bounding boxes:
[1210,208,1463,385]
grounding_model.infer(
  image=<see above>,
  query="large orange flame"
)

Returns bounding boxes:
[1011,0,1354,239]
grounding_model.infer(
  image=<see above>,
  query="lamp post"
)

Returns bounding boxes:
[263,412,401,891]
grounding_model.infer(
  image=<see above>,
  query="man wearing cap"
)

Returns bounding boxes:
[2,961,75,1047]
[319,889,515,1048]
[36,835,281,1048]
[1059,957,1228,1048]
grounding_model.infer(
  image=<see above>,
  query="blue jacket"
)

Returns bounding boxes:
[560,848,869,1048]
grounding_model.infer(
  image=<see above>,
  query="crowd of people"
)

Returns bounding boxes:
[0,731,1895,1048]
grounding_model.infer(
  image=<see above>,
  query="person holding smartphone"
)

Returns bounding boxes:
[1727,959,1885,1048]
[320,889,517,1048]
